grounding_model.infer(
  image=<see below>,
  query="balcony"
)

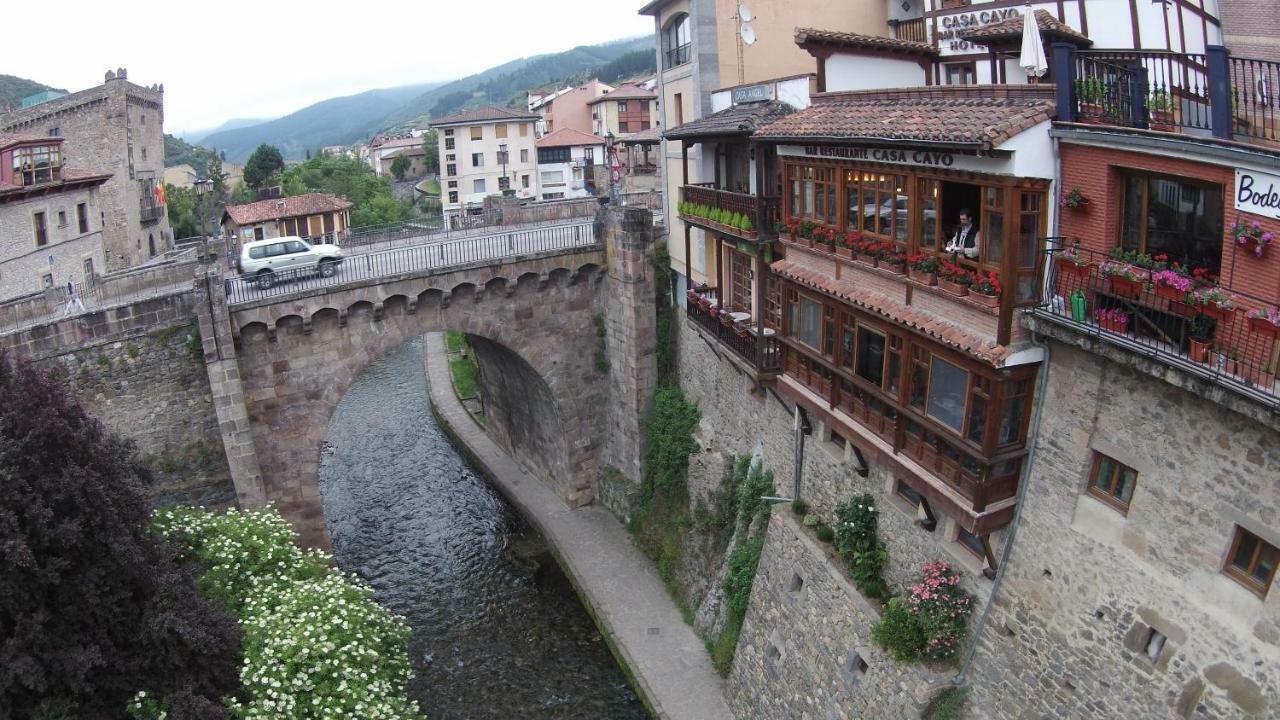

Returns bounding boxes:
[1053,44,1280,146]
[140,201,164,223]
[1030,244,1280,411]
[685,285,781,376]
[678,184,780,242]
[890,17,927,45]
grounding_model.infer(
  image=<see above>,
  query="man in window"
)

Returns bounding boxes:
[946,209,980,260]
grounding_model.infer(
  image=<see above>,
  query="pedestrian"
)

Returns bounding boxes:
[63,282,85,316]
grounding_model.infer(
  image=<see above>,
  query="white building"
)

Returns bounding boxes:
[430,106,540,228]
[534,129,606,201]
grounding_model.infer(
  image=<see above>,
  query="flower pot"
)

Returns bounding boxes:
[1108,275,1143,299]
[1150,109,1175,133]
[1188,337,1211,363]
[856,253,878,267]
[909,268,938,286]
[805,237,816,249]
[836,246,854,259]
[938,278,969,297]
[883,261,906,275]
[969,292,999,308]
[818,243,835,254]
[1099,318,1129,334]
[1199,304,1231,323]
[743,230,758,240]
[1154,284,1185,302]
[1248,316,1280,338]
[1059,258,1091,277]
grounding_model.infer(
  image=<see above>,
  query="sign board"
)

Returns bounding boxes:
[731,84,776,105]
[935,6,1023,56]
[1235,168,1280,220]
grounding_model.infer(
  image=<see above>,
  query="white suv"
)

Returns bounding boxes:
[238,236,344,289]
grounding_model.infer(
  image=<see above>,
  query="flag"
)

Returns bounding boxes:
[155,181,167,205]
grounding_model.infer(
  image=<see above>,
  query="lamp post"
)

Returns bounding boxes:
[497,142,513,197]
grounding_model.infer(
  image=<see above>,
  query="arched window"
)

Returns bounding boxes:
[663,13,691,69]
[148,233,156,257]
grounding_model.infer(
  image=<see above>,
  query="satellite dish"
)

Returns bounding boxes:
[738,3,754,22]
[741,24,757,45]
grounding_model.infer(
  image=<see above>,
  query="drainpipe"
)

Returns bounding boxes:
[953,134,1065,686]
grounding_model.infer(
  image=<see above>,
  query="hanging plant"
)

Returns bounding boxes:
[1232,218,1275,259]
[1061,187,1089,209]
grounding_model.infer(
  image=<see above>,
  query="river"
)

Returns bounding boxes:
[318,338,648,720]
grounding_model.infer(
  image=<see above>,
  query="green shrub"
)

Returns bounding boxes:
[709,615,742,677]
[791,498,808,516]
[815,524,834,542]
[924,686,970,720]
[723,534,765,623]
[642,384,700,500]
[186,329,203,361]
[735,459,775,532]
[741,214,755,232]
[802,513,819,527]
[871,597,926,663]
[594,314,610,373]
[834,493,889,599]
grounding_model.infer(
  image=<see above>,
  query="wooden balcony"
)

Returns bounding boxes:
[891,17,927,45]
[686,285,781,376]
[678,184,780,242]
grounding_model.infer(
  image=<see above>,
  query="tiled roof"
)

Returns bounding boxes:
[587,85,657,105]
[223,193,353,226]
[0,132,58,150]
[430,106,540,127]
[536,128,606,148]
[619,126,664,144]
[794,28,937,56]
[771,259,1014,366]
[754,88,1055,150]
[665,100,796,141]
[375,136,422,150]
[960,10,1092,47]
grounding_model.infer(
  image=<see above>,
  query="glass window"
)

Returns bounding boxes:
[285,240,308,253]
[790,165,836,225]
[473,179,486,194]
[496,124,508,139]
[1089,454,1138,512]
[1226,526,1278,597]
[919,178,940,251]
[470,126,483,140]
[1122,171,1223,273]
[926,356,969,432]
[794,296,823,349]
[855,327,886,387]
[982,187,1004,267]
[848,172,908,242]
[663,14,692,69]
[956,527,986,558]
[895,480,923,506]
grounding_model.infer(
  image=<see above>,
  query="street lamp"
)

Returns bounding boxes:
[497,142,513,196]
[194,178,218,267]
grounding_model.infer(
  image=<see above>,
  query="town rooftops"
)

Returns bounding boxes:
[754,86,1055,151]
[429,106,541,127]
[223,192,353,226]
[960,9,1092,47]
[536,128,606,148]
[794,28,937,57]
[587,85,657,105]
[665,100,796,141]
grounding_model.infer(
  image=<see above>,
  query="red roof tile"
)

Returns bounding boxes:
[794,28,937,56]
[770,258,1014,366]
[587,85,657,105]
[755,87,1055,150]
[429,106,540,126]
[536,128,606,148]
[960,10,1091,47]
[223,193,353,226]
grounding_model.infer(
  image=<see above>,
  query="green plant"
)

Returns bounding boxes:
[872,597,926,662]
[444,329,466,353]
[1147,89,1173,113]
[924,686,971,720]
[96,352,110,367]
[834,493,890,599]
[741,214,755,232]
[186,328,203,361]
[594,314,610,373]
[815,524,834,542]
[125,343,140,359]
[734,459,776,533]
[449,356,480,399]
[802,513,819,527]
[1076,77,1106,105]
[791,498,808,516]
[723,534,765,622]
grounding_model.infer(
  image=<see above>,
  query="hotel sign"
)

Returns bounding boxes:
[1235,168,1280,220]
[784,144,958,168]
[935,6,1024,56]
[731,83,776,105]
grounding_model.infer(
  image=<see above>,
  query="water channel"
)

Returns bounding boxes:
[318,338,648,720]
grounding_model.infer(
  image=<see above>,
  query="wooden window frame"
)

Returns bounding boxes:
[470,126,483,141]
[1086,453,1138,514]
[945,62,977,86]
[1118,169,1224,273]
[1224,526,1278,598]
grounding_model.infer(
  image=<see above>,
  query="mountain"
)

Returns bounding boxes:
[0,74,67,113]
[379,36,652,131]
[183,118,274,143]
[201,83,439,163]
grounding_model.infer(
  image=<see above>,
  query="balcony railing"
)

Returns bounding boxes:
[679,184,780,240]
[140,202,164,223]
[686,286,781,374]
[891,17,927,44]
[1054,44,1280,146]
[1032,245,1280,410]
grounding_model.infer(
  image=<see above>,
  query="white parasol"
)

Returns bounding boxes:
[1019,5,1048,79]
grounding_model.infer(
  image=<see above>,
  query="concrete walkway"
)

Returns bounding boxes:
[423,332,734,720]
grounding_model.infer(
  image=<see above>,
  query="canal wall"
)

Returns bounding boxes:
[423,331,733,720]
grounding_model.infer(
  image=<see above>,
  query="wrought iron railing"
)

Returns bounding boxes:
[1032,244,1280,409]
[685,286,781,373]
[1228,55,1280,144]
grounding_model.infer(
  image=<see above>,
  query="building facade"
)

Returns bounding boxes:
[588,84,659,138]
[222,193,352,247]
[430,107,540,228]
[0,134,110,299]
[533,79,614,136]
[0,69,172,272]
[534,129,605,201]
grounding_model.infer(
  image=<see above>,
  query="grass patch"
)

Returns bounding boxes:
[449,357,479,400]
[924,686,970,720]
[444,330,466,353]
[421,177,441,196]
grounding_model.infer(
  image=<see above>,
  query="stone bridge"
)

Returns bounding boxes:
[197,208,656,546]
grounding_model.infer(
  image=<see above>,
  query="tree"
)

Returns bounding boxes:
[390,155,411,180]
[165,184,200,238]
[281,154,411,226]
[230,182,257,205]
[0,353,240,719]
[421,130,439,174]
[243,143,284,189]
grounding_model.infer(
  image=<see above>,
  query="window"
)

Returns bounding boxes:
[540,170,566,187]
[473,179,486,194]
[791,296,823,349]
[12,144,63,186]
[946,63,976,85]
[1121,171,1223,273]
[141,148,147,161]
[1225,526,1278,597]
[448,191,459,203]
[471,153,484,167]
[855,327,886,387]
[48,126,59,136]
[470,126,483,141]
[1087,453,1138,512]
[519,123,529,137]
[77,203,88,233]
[42,273,54,289]
[847,171,910,242]
[447,180,458,189]
[729,249,753,311]
[496,124,508,139]
[673,92,684,126]
[619,121,630,133]
[520,149,529,163]
[446,154,456,162]
[619,101,629,113]
[542,192,565,200]
[254,227,265,241]
[444,129,454,136]
[58,210,67,227]
[538,147,571,164]
[956,526,986,559]
[663,13,691,69]
[447,163,457,177]
[33,212,48,246]
[789,165,838,226]
[895,479,923,507]
[1143,628,1167,663]
[926,356,969,433]
[445,137,455,150]
[521,174,530,189]
[83,257,94,279]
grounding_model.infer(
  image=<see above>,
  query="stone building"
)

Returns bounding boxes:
[648,0,1279,717]
[221,192,353,246]
[0,68,173,272]
[0,133,110,299]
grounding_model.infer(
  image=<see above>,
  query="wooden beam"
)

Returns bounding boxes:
[919,495,938,532]
[980,534,998,580]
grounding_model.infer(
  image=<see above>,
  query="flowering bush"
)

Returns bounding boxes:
[1095,307,1130,328]
[1100,260,1143,281]
[1248,307,1280,324]
[153,506,425,720]
[834,494,889,600]
[908,254,939,273]
[843,230,863,249]
[1151,269,1193,292]
[1232,219,1275,258]
[1061,187,1088,209]
[970,270,1001,297]
[815,226,837,246]
[872,561,974,663]
[938,259,972,285]
[1191,286,1236,310]
[1060,242,1088,265]
[797,220,817,240]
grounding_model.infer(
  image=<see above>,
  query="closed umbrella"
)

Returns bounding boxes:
[1019,6,1048,79]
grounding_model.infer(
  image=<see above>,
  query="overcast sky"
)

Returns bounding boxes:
[7,0,654,135]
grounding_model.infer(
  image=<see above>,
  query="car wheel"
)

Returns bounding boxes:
[255,270,275,290]
[319,259,337,278]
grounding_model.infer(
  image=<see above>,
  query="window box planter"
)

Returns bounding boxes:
[1238,363,1276,389]
[1199,304,1232,323]
[1108,276,1144,299]
[836,245,855,259]
[938,278,968,297]
[818,242,835,255]
[1058,258,1091,277]
[1248,316,1280,338]
[856,253,878,267]
[882,260,906,275]
[734,324,751,338]
[1098,316,1129,334]
[908,267,937,286]
[968,291,998,308]
[1154,284,1186,302]
[1189,337,1212,363]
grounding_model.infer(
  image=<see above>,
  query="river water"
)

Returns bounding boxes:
[318,338,648,720]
